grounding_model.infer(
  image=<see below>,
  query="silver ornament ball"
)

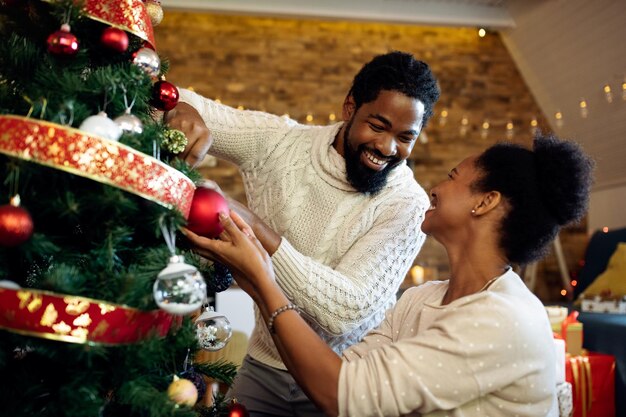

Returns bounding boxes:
[79,111,122,141]
[153,255,207,315]
[114,111,144,135]
[194,306,232,351]
[133,47,160,78]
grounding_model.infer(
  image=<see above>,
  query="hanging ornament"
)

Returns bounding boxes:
[166,375,198,407]
[0,195,33,247]
[194,306,232,351]
[114,109,143,135]
[153,255,207,315]
[145,0,164,26]
[227,400,250,417]
[210,262,234,293]
[0,280,20,290]
[133,47,160,78]
[151,79,179,111]
[180,367,207,402]
[79,111,122,141]
[47,23,79,56]
[100,27,129,53]
[186,187,229,238]
[162,128,188,154]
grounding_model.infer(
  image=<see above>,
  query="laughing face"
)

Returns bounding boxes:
[336,90,425,194]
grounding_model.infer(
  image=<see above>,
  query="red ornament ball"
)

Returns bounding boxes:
[186,188,228,238]
[47,24,79,56]
[0,201,34,247]
[100,27,129,53]
[227,401,249,417]
[151,80,179,111]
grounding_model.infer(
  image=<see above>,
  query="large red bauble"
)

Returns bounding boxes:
[186,188,228,238]
[47,24,79,56]
[227,401,249,417]
[100,27,129,53]
[0,204,34,247]
[151,80,179,111]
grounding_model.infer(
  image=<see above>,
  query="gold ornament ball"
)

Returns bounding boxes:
[167,375,198,406]
[146,1,164,26]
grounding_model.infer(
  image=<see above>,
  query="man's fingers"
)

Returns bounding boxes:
[184,134,213,168]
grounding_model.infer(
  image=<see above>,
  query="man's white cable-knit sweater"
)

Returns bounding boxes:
[181,89,430,370]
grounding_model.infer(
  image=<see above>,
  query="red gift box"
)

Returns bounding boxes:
[565,352,615,417]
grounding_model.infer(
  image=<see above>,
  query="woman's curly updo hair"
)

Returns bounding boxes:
[472,133,594,265]
[348,51,440,127]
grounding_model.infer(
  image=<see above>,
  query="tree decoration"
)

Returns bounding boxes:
[153,255,207,315]
[114,109,143,134]
[78,111,123,141]
[47,23,79,56]
[180,367,207,402]
[133,46,160,78]
[162,128,188,154]
[194,306,232,351]
[227,400,250,417]
[0,195,33,247]
[210,262,234,293]
[145,0,163,26]
[186,187,229,238]
[151,79,179,111]
[166,375,198,407]
[100,27,129,53]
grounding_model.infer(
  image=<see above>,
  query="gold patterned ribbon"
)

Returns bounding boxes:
[0,115,195,217]
[0,287,176,345]
[569,355,593,417]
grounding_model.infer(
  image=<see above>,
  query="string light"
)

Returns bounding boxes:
[305,113,313,123]
[506,120,514,139]
[481,120,489,139]
[439,108,448,126]
[579,99,588,118]
[214,98,221,104]
[478,28,486,38]
[622,81,626,101]
[410,265,425,285]
[603,226,609,233]
[328,113,336,122]
[571,280,578,287]
[555,111,563,129]
[604,84,613,103]
[459,115,469,136]
[237,105,244,110]
[530,117,538,135]
[560,289,567,296]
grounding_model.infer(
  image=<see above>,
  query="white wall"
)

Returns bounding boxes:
[589,185,626,232]
[215,287,255,339]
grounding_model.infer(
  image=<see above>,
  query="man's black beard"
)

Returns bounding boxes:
[343,119,400,195]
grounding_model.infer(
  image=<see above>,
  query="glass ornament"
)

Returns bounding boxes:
[153,255,207,315]
[194,306,232,351]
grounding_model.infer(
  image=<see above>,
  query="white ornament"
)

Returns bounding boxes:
[114,109,143,134]
[79,111,122,141]
[0,280,21,289]
[133,47,160,78]
[153,255,207,315]
[194,306,232,351]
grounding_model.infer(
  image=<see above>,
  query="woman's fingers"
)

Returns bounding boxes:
[230,210,255,238]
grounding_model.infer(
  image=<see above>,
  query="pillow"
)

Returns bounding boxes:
[578,242,626,299]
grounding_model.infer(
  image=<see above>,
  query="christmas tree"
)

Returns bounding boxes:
[0,1,239,416]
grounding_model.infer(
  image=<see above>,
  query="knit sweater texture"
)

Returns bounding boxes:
[181,89,430,370]
[339,269,558,417]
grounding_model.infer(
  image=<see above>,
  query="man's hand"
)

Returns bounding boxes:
[227,197,282,256]
[164,102,212,168]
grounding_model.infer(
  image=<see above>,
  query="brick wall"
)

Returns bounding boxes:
[155,11,587,302]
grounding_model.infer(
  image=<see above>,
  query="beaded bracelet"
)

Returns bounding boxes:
[267,303,300,334]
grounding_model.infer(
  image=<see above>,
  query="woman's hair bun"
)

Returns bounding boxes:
[533,133,594,225]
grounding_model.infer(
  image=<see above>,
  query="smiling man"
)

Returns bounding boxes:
[167,51,440,416]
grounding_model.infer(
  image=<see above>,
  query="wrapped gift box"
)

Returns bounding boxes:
[565,352,615,417]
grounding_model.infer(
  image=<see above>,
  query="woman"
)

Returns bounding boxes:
[184,134,593,417]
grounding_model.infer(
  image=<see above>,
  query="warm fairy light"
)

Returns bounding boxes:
[214,98,221,104]
[560,289,567,296]
[461,116,469,126]
[478,28,486,38]
[579,99,588,118]
[571,280,578,287]
[506,122,514,130]
[441,109,448,118]
[187,86,195,92]
[282,113,290,119]
[328,113,336,121]
[439,108,449,126]
[579,100,587,109]
[482,121,490,129]
[603,226,609,233]
[410,265,425,285]
[530,118,538,127]
[555,112,562,120]
[237,105,244,110]
[604,84,613,103]
[306,114,313,122]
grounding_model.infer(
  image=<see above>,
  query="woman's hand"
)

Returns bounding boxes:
[182,210,275,300]
[165,102,213,168]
